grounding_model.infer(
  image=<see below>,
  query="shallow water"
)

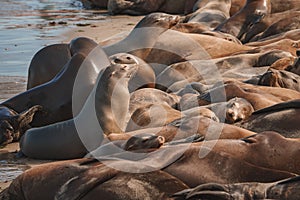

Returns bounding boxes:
[0,0,107,76]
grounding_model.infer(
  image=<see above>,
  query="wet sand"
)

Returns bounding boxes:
[0,15,143,192]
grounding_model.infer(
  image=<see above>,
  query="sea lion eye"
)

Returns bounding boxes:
[126,56,131,60]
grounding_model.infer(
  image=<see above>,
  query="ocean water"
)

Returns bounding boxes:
[0,0,107,76]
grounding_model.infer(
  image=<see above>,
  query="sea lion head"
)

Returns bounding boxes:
[226,97,254,124]
[0,105,41,146]
[124,133,165,151]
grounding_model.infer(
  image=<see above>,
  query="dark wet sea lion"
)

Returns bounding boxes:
[27,37,98,89]
[20,62,138,160]
[26,44,71,89]
[215,0,271,40]
[258,68,300,92]
[0,105,41,146]
[237,100,300,138]
[172,176,300,200]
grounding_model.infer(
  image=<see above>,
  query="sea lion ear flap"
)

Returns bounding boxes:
[14,105,42,128]
[241,134,258,144]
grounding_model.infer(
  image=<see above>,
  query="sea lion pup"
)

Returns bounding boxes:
[0,105,41,146]
[27,37,98,89]
[20,62,138,160]
[258,68,300,92]
[237,99,300,138]
[172,176,300,200]
[215,0,271,41]
[129,88,180,113]
[198,80,300,110]
[186,0,231,29]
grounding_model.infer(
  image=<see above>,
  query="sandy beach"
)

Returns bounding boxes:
[0,14,143,192]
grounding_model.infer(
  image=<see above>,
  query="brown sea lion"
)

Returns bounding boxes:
[0,105,41,146]
[126,103,182,132]
[20,62,138,160]
[242,10,300,43]
[270,0,300,13]
[237,99,300,138]
[107,0,193,15]
[215,0,271,40]
[109,53,155,92]
[172,176,300,200]
[255,14,300,41]
[258,68,300,92]
[198,80,300,110]
[187,0,231,29]
[0,159,188,200]
[287,50,300,75]
[129,88,180,114]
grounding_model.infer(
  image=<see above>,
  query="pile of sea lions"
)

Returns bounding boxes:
[1,0,300,199]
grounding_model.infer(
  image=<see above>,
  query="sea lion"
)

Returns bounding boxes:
[179,96,254,124]
[126,103,182,132]
[172,176,300,200]
[107,0,192,15]
[109,53,155,92]
[241,10,300,43]
[287,50,300,75]
[80,0,108,9]
[187,0,231,29]
[258,68,300,92]
[215,0,271,40]
[20,62,138,160]
[27,37,98,89]
[270,0,300,13]
[198,80,300,110]
[0,159,188,200]
[0,105,41,146]
[255,14,300,41]
[156,50,291,91]
[129,88,180,114]
[237,99,300,138]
